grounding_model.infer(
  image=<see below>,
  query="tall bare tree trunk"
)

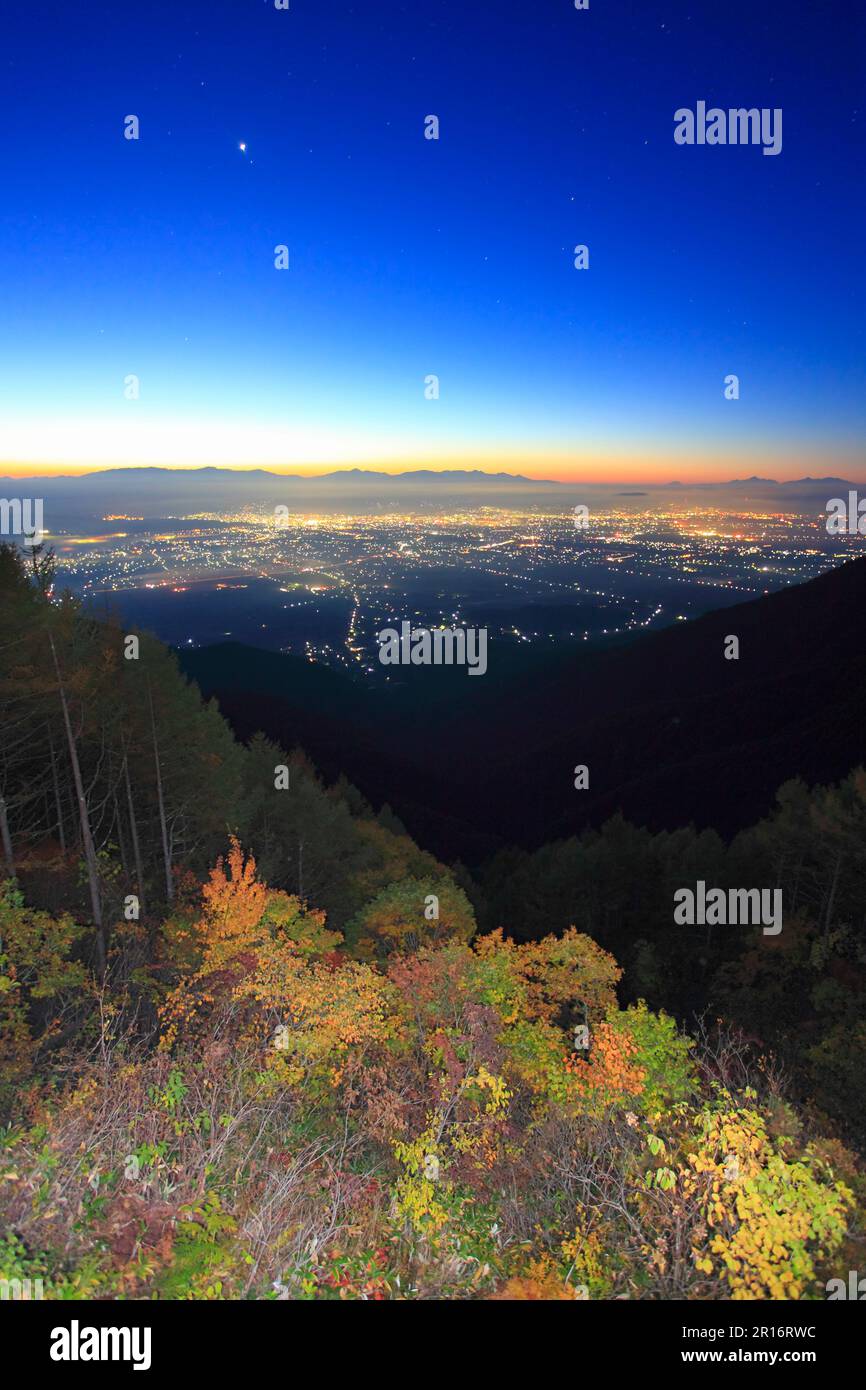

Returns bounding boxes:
[823,849,843,938]
[0,790,14,879]
[49,631,105,974]
[122,749,145,914]
[47,724,66,853]
[113,793,128,874]
[147,680,173,902]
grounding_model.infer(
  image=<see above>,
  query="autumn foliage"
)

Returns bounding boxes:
[2,838,860,1301]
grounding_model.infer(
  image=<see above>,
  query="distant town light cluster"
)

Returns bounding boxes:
[49,503,855,673]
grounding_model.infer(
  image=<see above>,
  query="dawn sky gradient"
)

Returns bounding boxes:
[1,0,863,481]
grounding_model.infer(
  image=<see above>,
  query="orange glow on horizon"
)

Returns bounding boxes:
[3,449,864,486]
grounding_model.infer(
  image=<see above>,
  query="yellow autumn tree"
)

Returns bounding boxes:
[160,838,391,1086]
[684,1100,854,1299]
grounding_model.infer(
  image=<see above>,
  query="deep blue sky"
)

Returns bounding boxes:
[1,0,863,479]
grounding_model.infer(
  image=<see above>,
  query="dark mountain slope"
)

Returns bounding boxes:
[180,558,865,859]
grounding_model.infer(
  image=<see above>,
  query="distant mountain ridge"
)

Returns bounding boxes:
[2,465,862,492]
[3,465,546,488]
